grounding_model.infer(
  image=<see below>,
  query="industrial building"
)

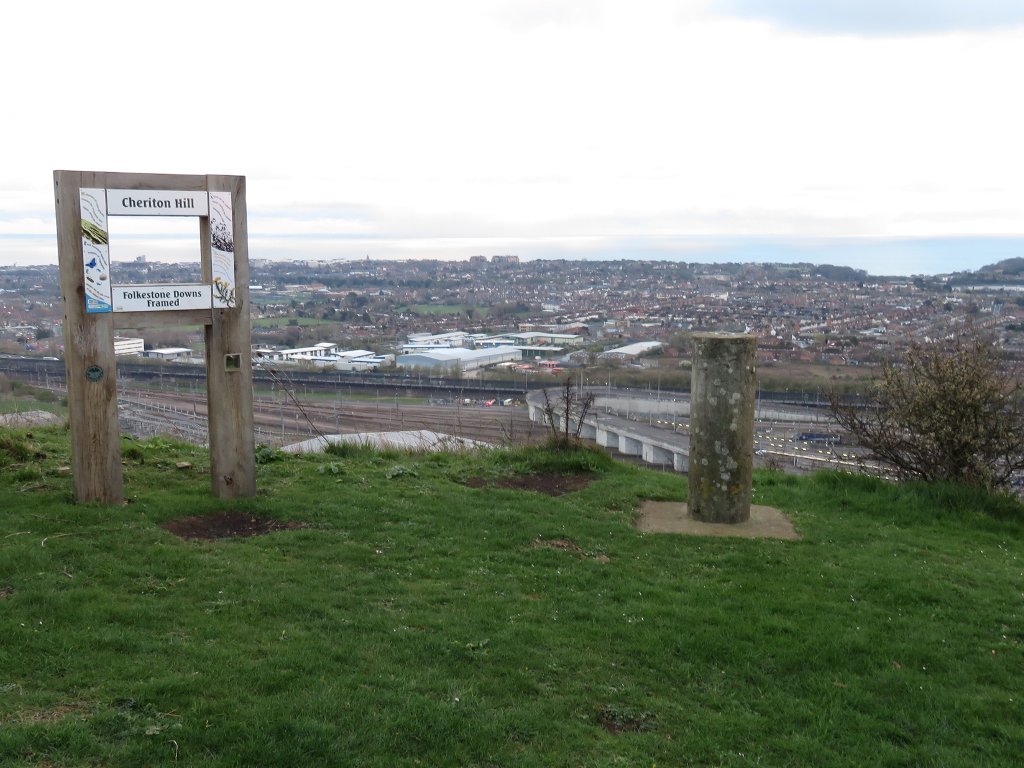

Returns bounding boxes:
[254,343,392,371]
[143,347,195,361]
[598,341,663,360]
[397,346,521,373]
[258,342,339,362]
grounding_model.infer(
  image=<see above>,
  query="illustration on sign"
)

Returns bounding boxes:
[210,191,236,308]
[80,188,113,313]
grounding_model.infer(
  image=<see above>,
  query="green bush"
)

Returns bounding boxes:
[255,444,287,464]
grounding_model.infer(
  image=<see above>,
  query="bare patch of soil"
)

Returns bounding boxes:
[160,511,306,541]
[533,536,585,555]
[8,703,89,725]
[464,473,595,496]
[596,705,657,734]
[532,536,610,563]
[0,586,13,600]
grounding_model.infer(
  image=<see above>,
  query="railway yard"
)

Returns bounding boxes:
[116,387,545,449]
[3,356,867,475]
[113,385,859,476]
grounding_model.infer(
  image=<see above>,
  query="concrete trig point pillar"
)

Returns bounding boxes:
[688,333,756,524]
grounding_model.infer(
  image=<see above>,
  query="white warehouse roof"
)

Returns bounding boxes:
[599,341,663,358]
[397,346,521,371]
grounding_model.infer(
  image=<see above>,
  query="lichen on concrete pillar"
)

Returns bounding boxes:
[688,333,757,524]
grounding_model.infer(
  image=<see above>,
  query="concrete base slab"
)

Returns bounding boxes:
[635,501,800,540]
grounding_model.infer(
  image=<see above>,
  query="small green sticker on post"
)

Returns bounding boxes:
[225,354,241,371]
[85,365,104,382]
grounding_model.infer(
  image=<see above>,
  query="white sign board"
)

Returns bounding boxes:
[106,189,210,216]
[80,186,236,312]
[111,284,212,312]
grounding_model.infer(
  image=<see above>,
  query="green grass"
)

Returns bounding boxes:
[0,388,66,417]
[0,400,65,417]
[1,427,1023,767]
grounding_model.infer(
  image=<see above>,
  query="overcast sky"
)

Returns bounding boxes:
[3,0,1023,275]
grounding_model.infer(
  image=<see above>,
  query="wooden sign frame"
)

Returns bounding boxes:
[54,170,255,503]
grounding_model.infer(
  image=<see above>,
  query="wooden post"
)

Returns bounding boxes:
[54,170,123,504]
[204,174,256,497]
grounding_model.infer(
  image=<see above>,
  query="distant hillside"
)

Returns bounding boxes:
[813,264,868,282]
[978,257,1024,275]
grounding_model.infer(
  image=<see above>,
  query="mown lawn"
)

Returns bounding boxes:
[1,427,1022,767]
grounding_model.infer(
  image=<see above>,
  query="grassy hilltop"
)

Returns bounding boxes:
[1,427,1022,767]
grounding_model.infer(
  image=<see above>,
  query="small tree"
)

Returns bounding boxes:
[830,328,1024,491]
[541,377,596,449]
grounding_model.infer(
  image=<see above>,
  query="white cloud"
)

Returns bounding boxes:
[1,0,1022,273]
[712,0,1024,35]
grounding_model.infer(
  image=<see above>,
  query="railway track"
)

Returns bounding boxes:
[116,388,544,448]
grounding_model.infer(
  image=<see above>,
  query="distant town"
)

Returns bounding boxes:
[2,255,1022,392]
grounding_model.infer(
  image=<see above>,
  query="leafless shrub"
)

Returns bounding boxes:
[497,408,536,447]
[541,377,596,449]
[829,327,1024,491]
